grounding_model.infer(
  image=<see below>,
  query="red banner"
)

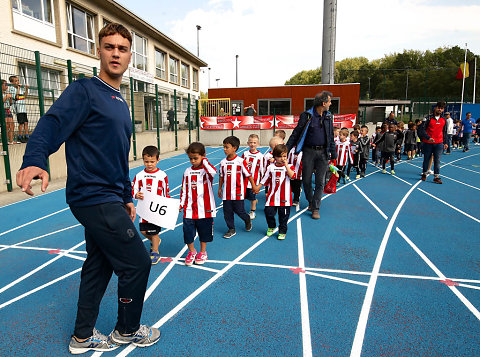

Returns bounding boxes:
[200,114,356,130]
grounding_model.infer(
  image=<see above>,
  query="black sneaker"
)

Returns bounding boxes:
[223,229,236,239]
[433,177,443,184]
[421,174,427,181]
[245,218,252,232]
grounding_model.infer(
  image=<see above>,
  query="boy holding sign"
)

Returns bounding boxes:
[132,146,170,265]
[180,142,217,265]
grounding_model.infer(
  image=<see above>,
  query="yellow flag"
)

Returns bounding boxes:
[460,63,470,78]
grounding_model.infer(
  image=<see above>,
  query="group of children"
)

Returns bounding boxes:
[1,75,30,144]
[132,129,300,266]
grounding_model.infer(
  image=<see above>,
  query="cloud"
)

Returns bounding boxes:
[165,0,480,91]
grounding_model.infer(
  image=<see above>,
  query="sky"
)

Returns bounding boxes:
[117,0,480,92]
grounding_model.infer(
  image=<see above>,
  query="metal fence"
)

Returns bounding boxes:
[0,42,199,192]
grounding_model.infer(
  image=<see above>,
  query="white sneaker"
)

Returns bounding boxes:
[249,211,256,219]
[427,170,434,175]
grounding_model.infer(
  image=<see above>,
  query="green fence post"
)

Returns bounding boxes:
[187,93,191,144]
[67,60,73,84]
[155,84,160,151]
[93,67,97,76]
[174,89,178,150]
[34,51,50,177]
[196,99,200,141]
[0,76,13,192]
[78,73,85,79]
[129,77,137,160]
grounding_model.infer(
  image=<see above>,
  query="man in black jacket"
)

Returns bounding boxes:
[286,91,336,219]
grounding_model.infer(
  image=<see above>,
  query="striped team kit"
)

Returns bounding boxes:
[132,168,170,223]
[260,163,297,206]
[219,155,252,200]
[336,140,353,166]
[287,147,303,180]
[241,149,265,186]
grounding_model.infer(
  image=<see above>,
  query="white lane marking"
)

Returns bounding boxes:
[396,227,480,320]
[350,180,421,357]
[448,163,480,175]
[0,207,70,238]
[352,184,388,220]
[440,151,480,168]
[0,186,66,209]
[173,261,220,273]
[297,218,313,357]
[305,271,368,287]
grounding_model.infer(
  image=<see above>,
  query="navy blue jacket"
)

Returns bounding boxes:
[286,107,336,159]
[21,77,133,207]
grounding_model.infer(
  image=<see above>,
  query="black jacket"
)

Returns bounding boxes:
[286,107,336,159]
[358,136,370,160]
[375,131,398,152]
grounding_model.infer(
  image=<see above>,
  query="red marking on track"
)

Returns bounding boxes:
[290,267,305,274]
[48,249,61,254]
[440,279,459,286]
[160,257,173,263]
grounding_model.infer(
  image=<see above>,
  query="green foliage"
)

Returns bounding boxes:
[284,46,479,102]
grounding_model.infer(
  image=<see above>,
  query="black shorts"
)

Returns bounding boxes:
[405,144,416,152]
[183,217,213,244]
[245,188,256,201]
[17,112,28,124]
[139,222,161,235]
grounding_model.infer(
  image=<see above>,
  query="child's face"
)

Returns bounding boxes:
[10,77,19,86]
[188,152,204,168]
[274,152,287,165]
[247,137,259,150]
[334,129,339,136]
[143,155,159,172]
[361,128,368,136]
[339,133,347,141]
[350,134,358,142]
[389,124,395,132]
[223,143,237,157]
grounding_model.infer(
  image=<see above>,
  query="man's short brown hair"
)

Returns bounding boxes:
[99,23,132,47]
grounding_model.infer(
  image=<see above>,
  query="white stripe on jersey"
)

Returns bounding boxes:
[219,155,251,200]
[260,163,296,207]
[288,147,303,180]
[336,140,353,166]
[180,158,217,219]
[132,168,170,223]
[263,151,274,175]
[242,150,265,187]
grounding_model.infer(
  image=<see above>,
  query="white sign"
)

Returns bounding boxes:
[136,191,180,230]
[129,66,154,84]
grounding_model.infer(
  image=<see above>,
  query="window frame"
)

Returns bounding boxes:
[169,56,179,84]
[192,69,198,91]
[131,32,148,71]
[257,98,292,115]
[181,62,189,88]
[18,63,61,98]
[66,2,96,55]
[304,97,340,115]
[12,0,54,25]
[154,48,167,80]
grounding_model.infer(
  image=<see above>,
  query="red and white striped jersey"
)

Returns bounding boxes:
[180,158,217,219]
[336,140,353,166]
[242,149,265,187]
[288,147,303,180]
[219,155,252,200]
[260,163,296,206]
[132,168,170,223]
[263,151,274,174]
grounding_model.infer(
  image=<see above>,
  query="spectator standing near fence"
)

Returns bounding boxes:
[244,104,256,116]
[384,112,398,126]
[2,80,14,144]
[460,112,476,152]
[286,91,336,220]
[9,75,29,143]
[167,107,175,131]
[16,23,160,354]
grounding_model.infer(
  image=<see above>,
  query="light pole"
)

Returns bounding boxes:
[405,69,409,100]
[208,67,211,88]
[367,77,371,99]
[196,25,201,57]
[216,78,220,88]
[235,55,239,87]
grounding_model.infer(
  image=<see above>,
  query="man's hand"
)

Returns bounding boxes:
[428,138,435,143]
[444,144,448,150]
[125,202,136,222]
[16,166,49,196]
[135,192,144,200]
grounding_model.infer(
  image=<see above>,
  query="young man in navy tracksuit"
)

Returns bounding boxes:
[17,24,160,354]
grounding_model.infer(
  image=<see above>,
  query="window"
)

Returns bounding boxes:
[12,0,53,23]
[169,56,179,83]
[258,99,291,115]
[192,69,198,90]
[103,18,110,28]
[304,97,340,115]
[182,97,190,112]
[66,3,95,55]
[132,79,148,92]
[181,63,189,87]
[132,32,147,71]
[155,49,166,80]
[19,63,61,98]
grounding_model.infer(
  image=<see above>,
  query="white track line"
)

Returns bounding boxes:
[0,240,85,295]
[352,184,388,220]
[0,268,82,309]
[350,180,421,357]
[0,186,66,209]
[297,218,313,357]
[448,163,480,175]
[0,207,70,238]
[458,283,480,291]
[417,188,480,223]
[440,151,480,168]
[305,271,368,287]
[396,227,480,320]
[173,261,220,273]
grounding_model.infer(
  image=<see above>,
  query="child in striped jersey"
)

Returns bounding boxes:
[335,129,353,184]
[218,136,259,239]
[258,144,296,240]
[132,146,170,265]
[180,142,217,266]
[287,146,303,206]
[242,134,265,220]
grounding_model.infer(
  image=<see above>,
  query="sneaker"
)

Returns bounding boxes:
[433,177,443,184]
[355,174,360,179]
[312,210,320,219]
[292,200,299,206]
[150,252,161,265]
[185,250,197,266]
[421,174,427,181]
[277,233,286,240]
[391,170,395,175]
[382,169,386,174]
[111,325,161,347]
[223,229,236,239]
[249,210,256,220]
[68,329,119,354]
[266,228,275,237]
[346,176,351,182]
[428,170,434,175]
[360,172,365,178]
[195,251,208,265]
[245,218,252,232]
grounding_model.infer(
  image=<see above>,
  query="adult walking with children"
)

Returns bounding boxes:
[286,91,336,220]
[16,23,160,354]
